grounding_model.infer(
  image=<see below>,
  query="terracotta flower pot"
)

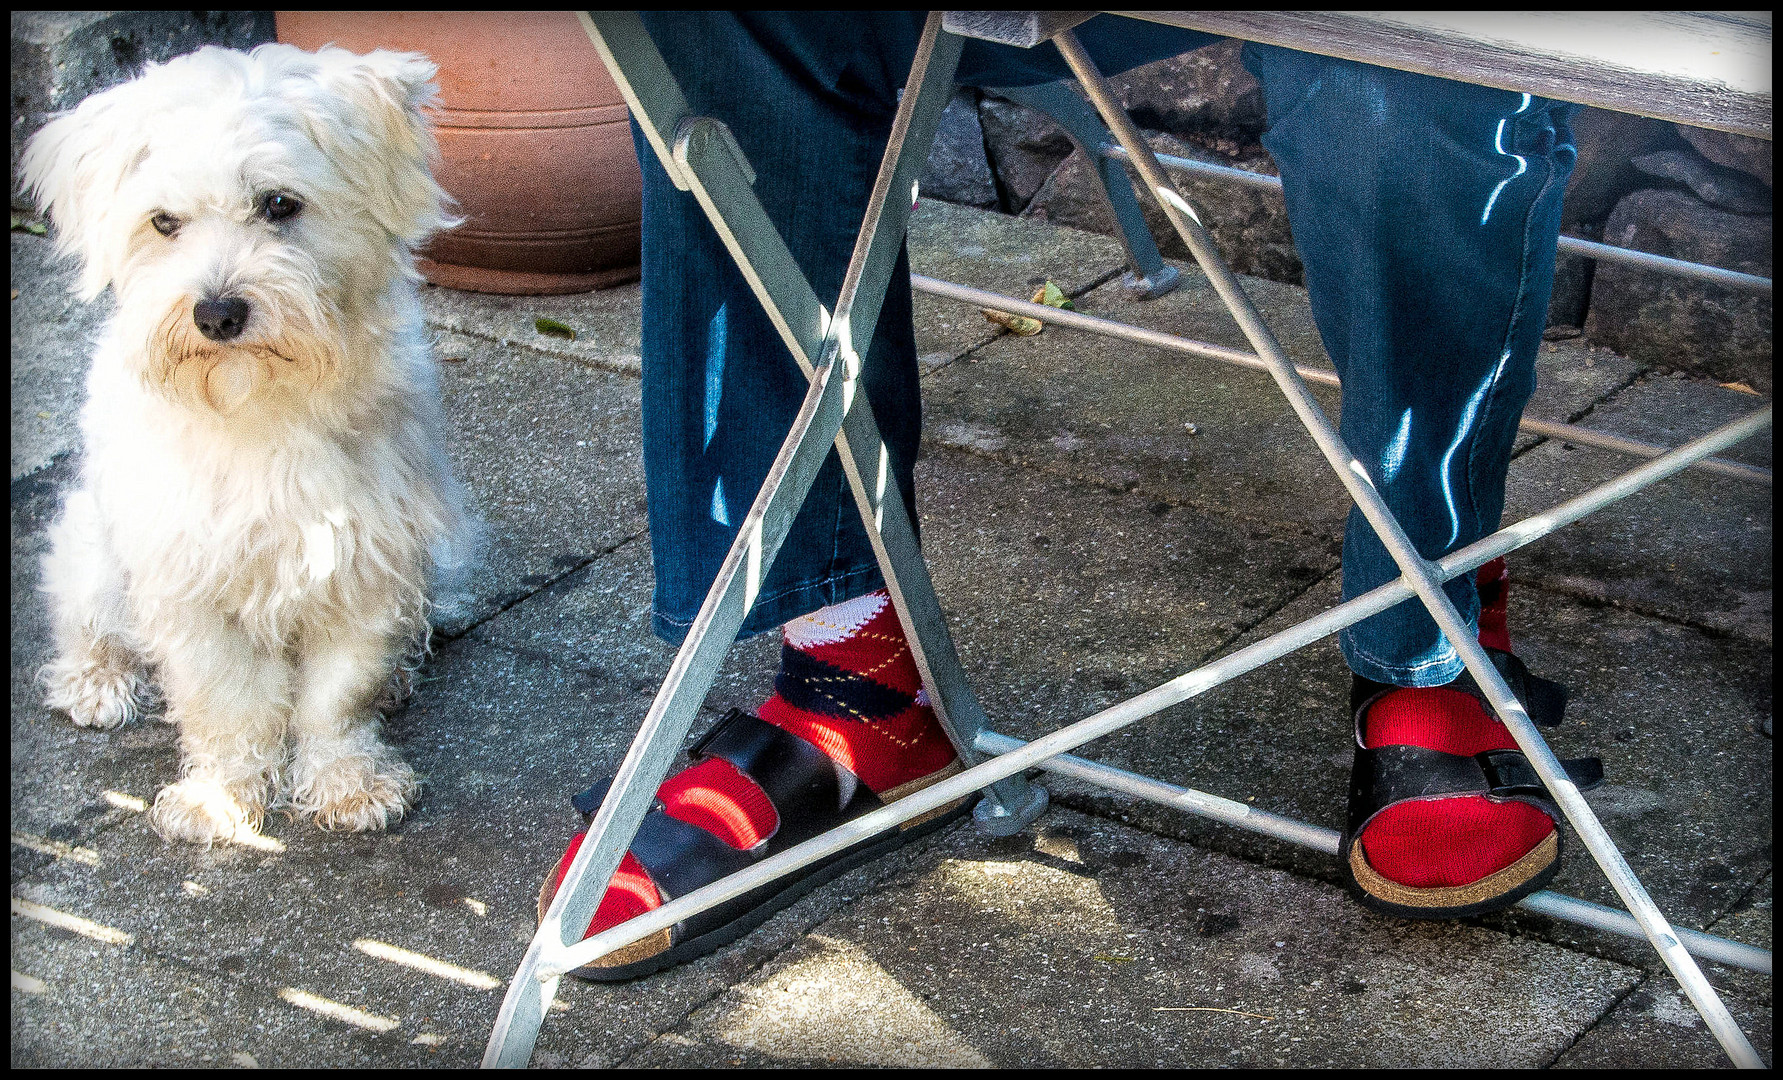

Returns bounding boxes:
[277,11,641,295]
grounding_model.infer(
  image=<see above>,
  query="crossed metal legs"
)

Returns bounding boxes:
[485,12,1768,1068]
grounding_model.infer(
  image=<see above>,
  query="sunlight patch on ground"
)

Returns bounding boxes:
[353,939,502,990]
[277,987,400,1033]
[716,934,991,1068]
[102,790,148,813]
[11,896,134,945]
[11,831,101,866]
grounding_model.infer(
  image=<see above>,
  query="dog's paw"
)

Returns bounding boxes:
[149,777,266,845]
[42,658,145,730]
[292,755,419,832]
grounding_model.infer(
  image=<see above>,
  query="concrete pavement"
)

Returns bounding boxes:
[9,203,1771,1067]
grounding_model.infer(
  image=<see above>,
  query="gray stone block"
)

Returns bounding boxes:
[920,89,998,210]
[1632,149,1772,216]
[977,94,1074,214]
[1585,188,1772,393]
[10,11,275,203]
[1102,37,1267,138]
[1022,130,1300,285]
[1676,123,1772,189]
[1560,106,1684,230]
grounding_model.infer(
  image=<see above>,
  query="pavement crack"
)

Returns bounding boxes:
[1542,971,1649,1067]
[1508,363,1648,464]
[432,531,646,644]
[1196,561,1341,666]
[1513,576,1769,646]
[422,319,642,379]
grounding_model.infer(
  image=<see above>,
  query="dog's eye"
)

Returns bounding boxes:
[150,212,181,237]
[260,194,303,223]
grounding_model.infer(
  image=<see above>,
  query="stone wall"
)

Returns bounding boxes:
[10,15,1770,391]
[10,11,275,211]
[923,41,1773,392]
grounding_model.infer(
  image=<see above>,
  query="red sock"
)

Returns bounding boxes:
[550,589,956,939]
[1477,557,1512,653]
[1358,559,1552,889]
[758,589,959,794]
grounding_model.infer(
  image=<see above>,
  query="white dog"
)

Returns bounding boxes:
[22,44,472,844]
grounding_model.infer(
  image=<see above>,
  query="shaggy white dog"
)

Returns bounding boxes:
[22,44,472,844]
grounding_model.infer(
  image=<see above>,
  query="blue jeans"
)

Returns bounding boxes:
[636,13,1578,688]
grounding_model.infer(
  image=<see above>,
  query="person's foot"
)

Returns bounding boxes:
[1339,559,1597,918]
[538,589,967,978]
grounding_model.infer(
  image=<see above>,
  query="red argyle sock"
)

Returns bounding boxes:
[1358,559,1552,889]
[758,588,959,794]
[550,589,956,939]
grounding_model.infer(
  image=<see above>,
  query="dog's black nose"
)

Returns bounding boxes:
[193,296,250,342]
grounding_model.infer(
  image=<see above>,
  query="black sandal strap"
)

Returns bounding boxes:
[691,709,881,846]
[1348,743,1604,835]
[1351,648,1569,734]
[628,810,758,903]
[565,710,894,948]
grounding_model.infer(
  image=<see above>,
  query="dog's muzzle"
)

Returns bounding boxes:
[193,296,251,342]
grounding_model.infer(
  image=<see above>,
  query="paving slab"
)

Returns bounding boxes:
[428,332,647,637]
[9,232,101,480]
[909,200,1128,369]
[1550,977,1771,1070]
[1041,565,1773,980]
[1504,373,1773,642]
[913,448,1337,751]
[626,808,1642,1069]
[918,249,1642,536]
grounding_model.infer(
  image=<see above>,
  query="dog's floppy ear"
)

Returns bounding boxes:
[19,85,149,299]
[285,46,457,248]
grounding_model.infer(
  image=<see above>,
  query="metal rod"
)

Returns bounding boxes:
[1057,28,1762,1067]
[910,274,1771,487]
[1100,143,1774,294]
[972,728,1772,974]
[821,21,1050,829]
[544,405,1767,977]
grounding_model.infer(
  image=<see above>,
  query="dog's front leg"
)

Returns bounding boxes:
[286,624,418,832]
[148,615,291,845]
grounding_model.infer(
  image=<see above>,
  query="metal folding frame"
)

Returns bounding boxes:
[485,11,1771,1068]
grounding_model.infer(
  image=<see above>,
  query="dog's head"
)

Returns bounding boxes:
[20,44,454,413]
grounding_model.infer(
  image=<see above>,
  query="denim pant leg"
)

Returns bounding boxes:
[639,13,1215,645]
[1242,45,1579,686]
[637,13,925,645]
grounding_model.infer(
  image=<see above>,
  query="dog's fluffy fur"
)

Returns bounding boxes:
[22,44,473,844]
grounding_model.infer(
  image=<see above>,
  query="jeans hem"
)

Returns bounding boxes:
[1339,623,1477,688]
[652,563,886,647]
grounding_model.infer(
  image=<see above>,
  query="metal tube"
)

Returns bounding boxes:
[910,274,1771,487]
[543,404,1767,979]
[1100,143,1773,294]
[1057,29,1762,1066]
[973,729,1772,974]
